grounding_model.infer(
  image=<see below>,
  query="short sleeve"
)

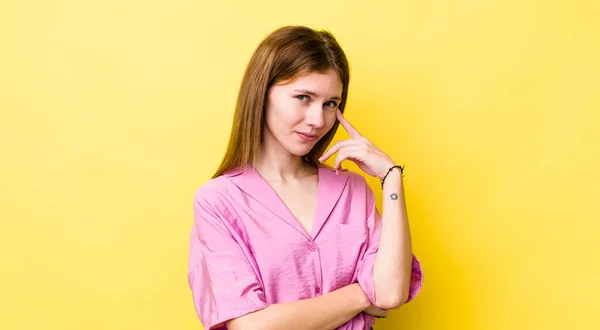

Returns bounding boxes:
[188,190,268,329]
[356,185,423,308]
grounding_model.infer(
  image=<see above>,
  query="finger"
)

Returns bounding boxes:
[333,146,364,171]
[320,139,365,163]
[318,139,355,162]
[333,152,346,171]
[336,109,362,138]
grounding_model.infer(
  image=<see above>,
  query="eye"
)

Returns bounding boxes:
[296,95,309,102]
[324,101,338,108]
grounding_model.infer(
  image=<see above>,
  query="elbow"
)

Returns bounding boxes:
[375,297,402,310]
[373,271,414,309]
[375,290,409,310]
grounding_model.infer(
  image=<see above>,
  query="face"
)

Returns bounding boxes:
[263,69,342,158]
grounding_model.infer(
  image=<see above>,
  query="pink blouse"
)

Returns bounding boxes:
[188,166,423,329]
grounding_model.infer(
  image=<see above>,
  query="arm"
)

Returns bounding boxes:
[226,283,371,330]
[373,167,413,309]
[318,110,423,311]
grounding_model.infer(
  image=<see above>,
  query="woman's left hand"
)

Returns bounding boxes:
[319,110,396,179]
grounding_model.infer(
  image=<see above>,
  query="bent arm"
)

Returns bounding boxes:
[226,283,370,330]
[373,169,414,309]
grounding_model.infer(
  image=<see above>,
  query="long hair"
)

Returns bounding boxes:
[212,26,350,178]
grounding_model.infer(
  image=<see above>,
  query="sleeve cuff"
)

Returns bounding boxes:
[205,296,269,330]
[405,254,423,303]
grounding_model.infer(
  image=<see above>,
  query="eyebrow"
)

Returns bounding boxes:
[292,89,341,101]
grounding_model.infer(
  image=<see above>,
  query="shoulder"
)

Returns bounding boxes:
[346,170,369,188]
[330,166,370,190]
[319,165,373,195]
[339,170,377,210]
[193,170,242,210]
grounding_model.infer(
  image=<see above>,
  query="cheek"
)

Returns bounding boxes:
[267,101,298,131]
[324,111,337,130]
[278,102,305,125]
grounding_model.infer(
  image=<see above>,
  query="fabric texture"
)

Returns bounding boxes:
[188,166,423,329]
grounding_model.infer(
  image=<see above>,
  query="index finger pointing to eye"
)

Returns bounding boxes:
[336,110,361,137]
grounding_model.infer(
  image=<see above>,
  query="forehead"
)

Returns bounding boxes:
[275,69,342,94]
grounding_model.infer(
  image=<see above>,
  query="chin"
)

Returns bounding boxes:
[287,143,315,158]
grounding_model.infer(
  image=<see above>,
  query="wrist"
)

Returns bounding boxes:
[377,161,396,180]
[380,164,404,189]
[385,168,402,181]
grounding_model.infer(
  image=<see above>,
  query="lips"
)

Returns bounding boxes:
[296,132,319,142]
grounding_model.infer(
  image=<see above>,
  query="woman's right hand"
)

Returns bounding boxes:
[364,304,388,318]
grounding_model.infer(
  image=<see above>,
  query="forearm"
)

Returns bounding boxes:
[226,283,370,330]
[373,168,413,309]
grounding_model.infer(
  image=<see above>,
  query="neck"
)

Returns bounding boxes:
[254,140,315,182]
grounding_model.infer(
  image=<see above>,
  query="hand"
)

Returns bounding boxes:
[319,110,395,179]
[364,303,388,318]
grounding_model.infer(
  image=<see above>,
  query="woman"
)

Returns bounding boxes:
[188,26,423,330]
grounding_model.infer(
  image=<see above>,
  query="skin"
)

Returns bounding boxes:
[227,69,413,329]
[320,111,414,310]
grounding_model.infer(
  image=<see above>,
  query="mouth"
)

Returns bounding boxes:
[296,132,319,142]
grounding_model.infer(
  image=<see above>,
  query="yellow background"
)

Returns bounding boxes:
[1,0,599,329]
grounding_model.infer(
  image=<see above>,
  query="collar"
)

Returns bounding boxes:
[226,165,349,240]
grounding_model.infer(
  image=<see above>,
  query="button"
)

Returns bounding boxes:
[309,243,316,251]
[315,287,321,294]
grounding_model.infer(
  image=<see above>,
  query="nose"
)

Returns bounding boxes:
[305,103,325,128]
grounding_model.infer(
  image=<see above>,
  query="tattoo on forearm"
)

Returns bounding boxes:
[390,193,398,200]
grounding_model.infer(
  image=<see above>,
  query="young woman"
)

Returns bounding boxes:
[188,26,423,330]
